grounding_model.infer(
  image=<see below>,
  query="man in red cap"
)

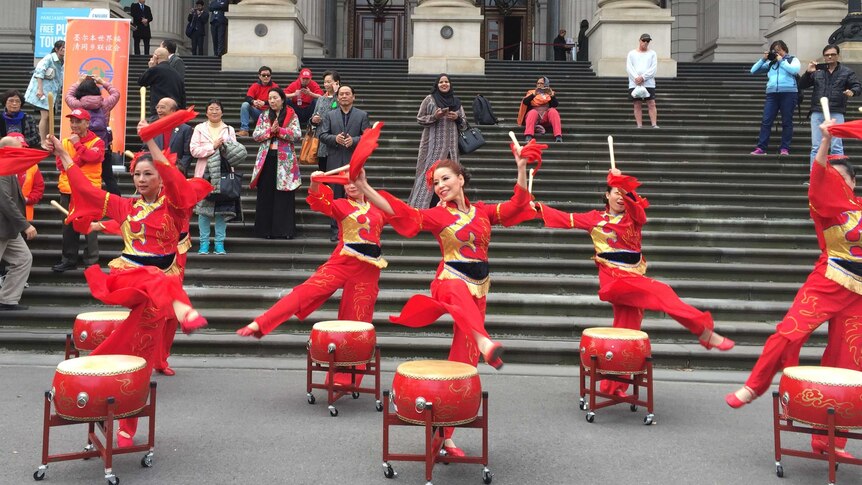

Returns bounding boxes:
[284,67,323,127]
[51,108,105,273]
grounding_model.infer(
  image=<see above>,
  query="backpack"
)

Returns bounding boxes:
[86,108,112,146]
[472,95,498,125]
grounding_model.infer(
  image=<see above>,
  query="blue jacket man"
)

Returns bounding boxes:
[209,0,228,57]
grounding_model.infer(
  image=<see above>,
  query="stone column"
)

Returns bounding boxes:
[149,0,188,52]
[829,0,862,63]
[408,0,484,75]
[222,0,307,72]
[324,0,337,57]
[693,0,763,62]
[298,0,325,58]
[588,0,676,78]
[764,0,846,63]
[546,0,561,61]
[0,1,37,53]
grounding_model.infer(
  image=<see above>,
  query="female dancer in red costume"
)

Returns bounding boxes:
[728,119,862,458]
[352,147,534,456]
[237,172,389,385]
[535,168,734,396]
[45,122,210,447]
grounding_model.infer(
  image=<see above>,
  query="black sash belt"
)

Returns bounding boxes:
[597,251,642,265]
[121,253,176,270]
[345,243,382,259]
[445,261,490,280]
[833,258,862,278]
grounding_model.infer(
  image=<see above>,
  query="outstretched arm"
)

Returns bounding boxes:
[352,168,394,216]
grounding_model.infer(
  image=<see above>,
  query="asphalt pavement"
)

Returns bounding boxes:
[1,351,859,485]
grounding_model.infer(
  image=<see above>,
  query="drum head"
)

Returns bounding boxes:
[784,366,862,386]
[313,320,375,332]
[582,327,649,340]
[396,360,478,380]
[57,355,147,376]
[75,310,130,322]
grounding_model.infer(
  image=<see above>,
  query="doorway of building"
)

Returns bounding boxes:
[350,2,406,59]
[481,0,533,60]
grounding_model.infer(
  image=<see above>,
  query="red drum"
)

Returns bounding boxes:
[392,360,482,426]
[72,311,129,351]
[580,327,651,375]
[779,366,862,429]
[51,355,150,421]
[308,320,376,366]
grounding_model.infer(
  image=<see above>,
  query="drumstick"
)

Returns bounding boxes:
[140,87,147,121]
[50,199,69,216]
[47,92,55,138]
[322,164,350,176]
[508,131,522,155]
[124,150,136,159]
[528,168,535,194]
[821,97,831,122]
[608,135,616,170]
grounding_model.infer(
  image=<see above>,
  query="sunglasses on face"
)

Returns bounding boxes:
[260,73,271,78]
[824,53,838,57]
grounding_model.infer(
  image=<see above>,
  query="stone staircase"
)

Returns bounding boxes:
[0,53,841,369]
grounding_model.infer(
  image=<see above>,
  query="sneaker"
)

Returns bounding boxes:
[652,125,660,129]
[237,130,250,137]
[750,147,766,155]
[0,303,28,311]
[555,136,563,143]
[524,135,533,143]
[779,148,790,156]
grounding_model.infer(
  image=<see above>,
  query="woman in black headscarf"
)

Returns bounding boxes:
[408,73,467,208]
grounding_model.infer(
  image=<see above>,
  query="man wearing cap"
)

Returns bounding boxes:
[51,109,105,273]
[284,68,323,127]
[626,33,659,128]
[237,66,279,137]
[138,47,186,117]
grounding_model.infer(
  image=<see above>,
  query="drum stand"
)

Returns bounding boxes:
[772,391,862,485]
[579,354,655,425]
[306,344,382,416]
[64,333,80,360]
[381,390,492,485]
[34,382,157,485]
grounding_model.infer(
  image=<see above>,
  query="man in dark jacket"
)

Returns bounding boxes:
[209,0,229,57]
[552,29,570,61]
[130,0,153,56]
[188,0,209,56]
[799,43,862,164]
[161,39,186,82]
[0,136,36,311]
[146,97,193,175]
[138,48,186,116]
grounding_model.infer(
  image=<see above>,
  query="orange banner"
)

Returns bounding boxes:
[60,18,130,154]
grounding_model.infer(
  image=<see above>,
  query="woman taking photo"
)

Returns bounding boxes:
[190,99,238,254]
[65,74,122,194]
[408,74,466,208]
[749,40,801,156]
[251,87,302,239]
[310,70,340,173]
[353,146,534,457]
[2,90,40,148]
[25,40,65,143]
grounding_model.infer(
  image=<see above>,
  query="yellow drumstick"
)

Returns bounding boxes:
[508,131,522,155]
[124,150,136,159]
[50,199,69,216]
[47,92,55,138]
[140,86,147,121]
[821,97,831,122]
[608,135,616,170]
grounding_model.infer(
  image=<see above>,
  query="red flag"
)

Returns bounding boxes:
[138,106,197,142]
[311,172,350,185]
[827,120,862,139]
[607,172,642,193]
[514,139,549,174]
[0,147,50,176]
[348,121,383,181]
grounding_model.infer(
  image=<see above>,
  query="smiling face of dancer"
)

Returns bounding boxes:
[433,165,466,208]
[133,159,162,202]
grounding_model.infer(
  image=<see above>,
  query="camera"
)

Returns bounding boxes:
[767,50,777,61]
[816,62,829,70]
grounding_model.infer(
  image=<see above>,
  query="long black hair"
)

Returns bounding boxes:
[74,78,100,98]
[266,87,287,126]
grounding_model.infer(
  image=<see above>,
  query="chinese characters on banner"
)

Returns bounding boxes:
[61,18,131,154]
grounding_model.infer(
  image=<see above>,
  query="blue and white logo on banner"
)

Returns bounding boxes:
[35,7,90,58]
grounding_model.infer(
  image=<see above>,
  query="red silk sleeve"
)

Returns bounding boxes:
[307,183,344,219]
[622,191,649,226]
[809,162,861,218]
[157,162,211,210]
[481,184,532,227]
[379,190,424,238]
[100,219,122,235]
[538,203,598,231]
[66,164,130,227]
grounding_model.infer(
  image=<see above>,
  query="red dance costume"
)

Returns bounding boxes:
[738,162,862,450]
[379,185,533,366]
[63,160,206,442]
[538,173,716,394]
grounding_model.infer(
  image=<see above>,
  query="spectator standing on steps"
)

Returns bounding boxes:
[310,70,340,173]
[24,40,64,143]
[209,0,229,57]
[238,66,279,137]
[749,40,801,156]
[799,43,862,165]
[148,97,193,176]
[576,20,589,62]
[0,136,36,311]
[130,0,153,56]
[138,48,185,117]
[187,1,209,56]
[627,33,659,128]
[161,40,186,82]
[552,29,570,61]
[2,90,41,148]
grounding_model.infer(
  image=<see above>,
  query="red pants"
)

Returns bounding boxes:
[154,253,187,372]
[256,255,381,386]
[597,265,714,395]
[524,108,562,137]
[391,278,493,440]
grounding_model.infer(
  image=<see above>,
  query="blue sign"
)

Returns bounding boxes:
[35,7,90,58]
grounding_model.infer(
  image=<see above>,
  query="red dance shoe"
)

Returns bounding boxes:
[725,386,755,409]
[236,325,263,339]
[117,432,134,448]
[483,341,504,370]
[442,445,466,458]
[812,439,856,459]
[613,388,630,399]
[700,335,735,352]
[180,310,208,335]
[156,367,176,376]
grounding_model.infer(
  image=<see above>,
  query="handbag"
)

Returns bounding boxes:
[185,19,195,38]
[299,124,319,166]
[206,154,243,203]
[458,123,486,154]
